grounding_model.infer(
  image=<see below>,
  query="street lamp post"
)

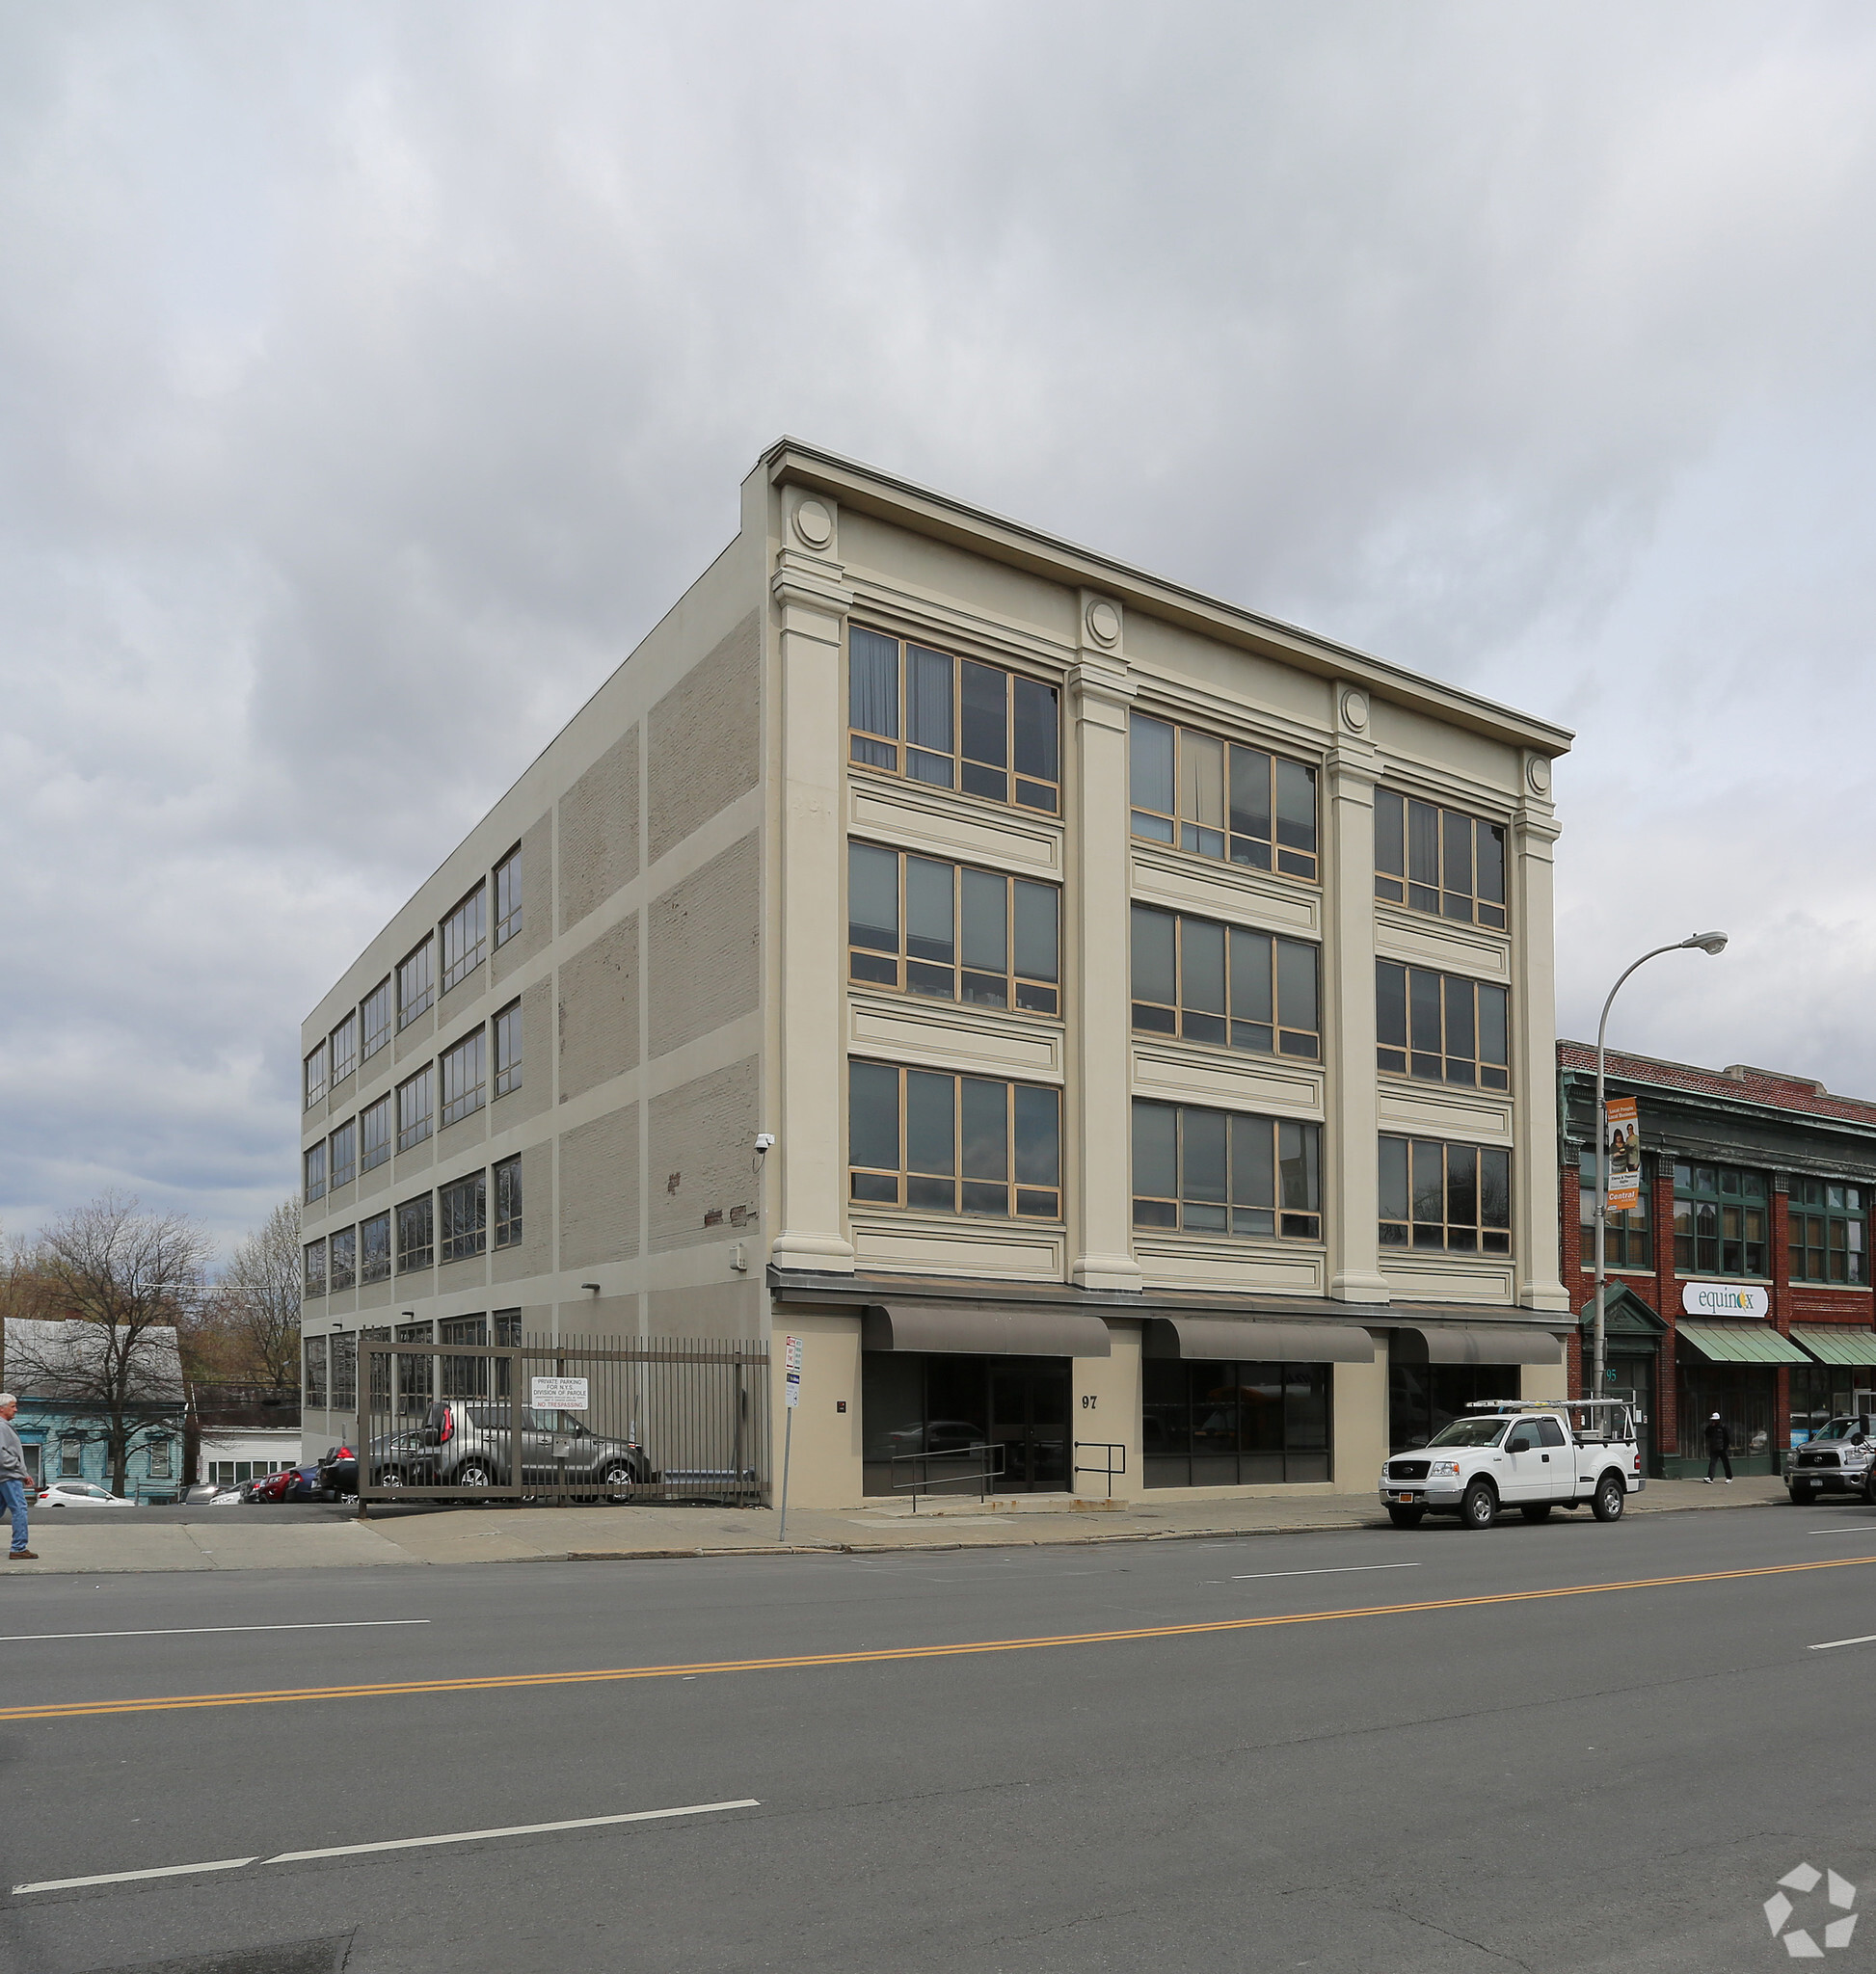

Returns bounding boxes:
[1592,931,1729,1398]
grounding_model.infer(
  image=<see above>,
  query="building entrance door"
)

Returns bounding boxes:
[989,1362,1070,1492]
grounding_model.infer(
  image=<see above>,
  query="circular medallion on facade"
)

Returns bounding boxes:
[1527,755,1553,794]
[1341,688,1370,732]
[792,498,834,549]
[1085,599,1121,648]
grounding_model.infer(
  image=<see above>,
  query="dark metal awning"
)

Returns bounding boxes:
[1142,1317,1375,1364]
[1393,1324,1565,1367]
[861,1302,1112,1358]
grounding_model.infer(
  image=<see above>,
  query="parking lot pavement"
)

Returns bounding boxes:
[0,1472,1803,1573]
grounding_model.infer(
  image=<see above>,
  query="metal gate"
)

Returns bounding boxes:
[357,1333,768,1506]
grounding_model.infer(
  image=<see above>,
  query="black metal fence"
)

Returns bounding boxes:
[356,1333,768,1507]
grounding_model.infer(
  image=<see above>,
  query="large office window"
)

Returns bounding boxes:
[332,1332,358,1410]
[330,1012,358,1087]
[360,1211,391,1285]
[1373,789,1508,929]
[439,1171,487,1264]
[494,1000,523,1097]
[1390,1363,1518,1451]
[1130,905,1319,1058]
[303,1141,327,1204]
[847,627,1059,814]
[304,1337,329,1407]
[1132,1102,1323,1240]
[1143,1359,1332,1486]
[361,1093,392,1173]
[440,1029,486,1128]
[847,844,1059,1014]
[330,1224,357,1293]
[396,1066,434,1152]
[396,1194,434,1273]
[441,885,487,994]
[1380,1136,1512,1254]
[1789,1179,1867,1285]
[397,939,435,1028]
[848,1063,1060,1219]
[495,844,523,948]
[1578,1150,1650,1268]
[1376,962,1510,1090]
[304,1043,327,1109]
[495,1156,523,1247]
[1674,1162,1767,1276]
[362,977,393,1061]
[1128,713,1318,882]
[329,1117,357,1192]
[303,1238,327,1298]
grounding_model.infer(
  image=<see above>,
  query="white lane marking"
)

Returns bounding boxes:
[265,1799,761,1863]
[12,1799,760,1898]
[1808,1529,1876,1536]
[1230,1562,1424,1582]
[1810,1634,1876,1652]
[0,1619,431,1644]
[14,1857,255,1896]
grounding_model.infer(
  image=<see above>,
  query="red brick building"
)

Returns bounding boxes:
[1559,1044,1876,1478]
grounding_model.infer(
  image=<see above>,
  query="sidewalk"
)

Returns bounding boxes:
[0,1474,1807,1574]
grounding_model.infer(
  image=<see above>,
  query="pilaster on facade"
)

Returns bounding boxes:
[1511,752,1569,1311]
[1066,591,1144,1293]
[769,489,859,1275]
[1323,684,1388,1305]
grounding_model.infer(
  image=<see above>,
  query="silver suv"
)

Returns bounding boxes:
[401,1400,655,1498]
[1788,1415,1876,1505]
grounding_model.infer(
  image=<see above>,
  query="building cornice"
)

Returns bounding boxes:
[761,437,1574,760]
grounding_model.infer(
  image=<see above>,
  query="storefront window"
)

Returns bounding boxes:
[1673,1162,1767,1277]
[1789,1363,1876,1446]
[1388,1363,1517,1451]
[1141,1359,1331,1487]
[861,1354,1070,1497]
[1578,1150,1650,1268]
[1676,1358,1775,1460]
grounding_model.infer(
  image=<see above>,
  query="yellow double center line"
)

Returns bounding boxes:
[9,1554,1870,1724]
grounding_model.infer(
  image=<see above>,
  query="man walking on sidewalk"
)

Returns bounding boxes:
[1704,1411,1733,1484]
[0,1396,38,1559]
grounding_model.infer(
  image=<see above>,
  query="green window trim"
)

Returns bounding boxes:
[1788,1177,1867,1286]
[1672,1161,1767,1279]
[1577,1149,1651,1269]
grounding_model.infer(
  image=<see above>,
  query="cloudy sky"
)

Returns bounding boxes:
[4,2,1875,1247]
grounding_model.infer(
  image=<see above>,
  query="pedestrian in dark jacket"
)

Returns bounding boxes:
[1704,1412,1733,1483]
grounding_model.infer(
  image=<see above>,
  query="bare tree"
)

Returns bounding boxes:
[8,1193,211,1494]
[204,1197,303,1394]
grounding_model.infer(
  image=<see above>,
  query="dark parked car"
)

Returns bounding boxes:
[281,1463,334,1503]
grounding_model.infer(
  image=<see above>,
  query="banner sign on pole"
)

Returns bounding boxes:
[785,1334,802,1409]
[1604,1098,1642,1214]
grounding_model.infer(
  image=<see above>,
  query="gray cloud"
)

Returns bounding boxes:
[3,0,1876,1240]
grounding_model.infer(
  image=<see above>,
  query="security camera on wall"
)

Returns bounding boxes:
[754,1134,776,1153]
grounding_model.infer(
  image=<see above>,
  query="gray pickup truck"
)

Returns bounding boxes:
[1787,1415,1876,1506]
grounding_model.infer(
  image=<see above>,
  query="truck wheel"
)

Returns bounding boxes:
[1592,1473,1625,1522]
[1788,1483,1815,1506]
[1518,1504,1553,1523]
[1461,1480,1497,1530]
[1385,1505,1424,1529]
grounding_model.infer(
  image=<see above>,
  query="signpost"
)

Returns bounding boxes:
[777,1335,802,1542]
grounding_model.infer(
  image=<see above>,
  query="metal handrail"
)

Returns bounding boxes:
[891,1441,1005,1509]
[1073,1441,1127,1494]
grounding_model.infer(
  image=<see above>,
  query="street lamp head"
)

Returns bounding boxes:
[1682,930,1729,955]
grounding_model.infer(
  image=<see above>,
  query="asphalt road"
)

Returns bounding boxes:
[4,1497,1875,1974]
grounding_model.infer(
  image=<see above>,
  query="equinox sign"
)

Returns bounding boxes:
[1765,1863,1857,1957]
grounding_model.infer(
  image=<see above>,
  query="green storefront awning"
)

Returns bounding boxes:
[1678,1320,1810,1365]
[1792,1326,1876,1369]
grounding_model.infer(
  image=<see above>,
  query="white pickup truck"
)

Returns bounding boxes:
[1379,1400,1645,1530]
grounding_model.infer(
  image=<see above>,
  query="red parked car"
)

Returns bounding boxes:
[243,1468,296,1504]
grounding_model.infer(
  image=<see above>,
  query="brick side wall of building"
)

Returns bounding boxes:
[558,912,639,1103]
[557,726,639,934]
[488,976,552,1131]
[647,832,760,1060]
[559,1105,639,1267]
[646,611,760,867]
[648,1055,760,1254]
